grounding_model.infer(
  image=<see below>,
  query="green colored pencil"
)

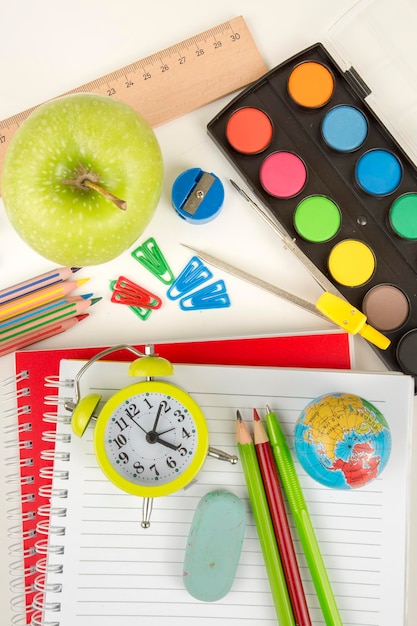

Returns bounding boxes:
[265,405,343,626]
[236,410,295,626]
[0,296,100,344]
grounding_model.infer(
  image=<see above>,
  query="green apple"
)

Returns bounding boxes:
[1,93,163,266]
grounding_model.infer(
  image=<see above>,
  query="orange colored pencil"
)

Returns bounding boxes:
[0,278,89,323]
[253,408,312,626]
[0,296,100,343]
[0,314,88,357]
[0,266,81,304]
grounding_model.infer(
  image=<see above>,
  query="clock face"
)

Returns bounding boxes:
[93,380,209,497]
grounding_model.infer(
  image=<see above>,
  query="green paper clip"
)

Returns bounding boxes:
[109,280,152,321]
[179,279,230,310]
[167,256,213,300]
[131,237,175,285]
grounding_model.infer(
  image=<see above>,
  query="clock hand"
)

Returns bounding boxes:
[155,426,175,436]
[155,435,181,451]
[151,402,164,432]
[145,429,180,451]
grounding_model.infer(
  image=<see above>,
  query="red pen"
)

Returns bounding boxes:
[253,408,312,626]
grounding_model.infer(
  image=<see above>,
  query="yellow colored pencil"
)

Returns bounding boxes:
[0,278,89,323]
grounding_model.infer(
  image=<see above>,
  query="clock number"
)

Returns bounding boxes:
[125,403,140,419]
[133,461,145,474]
[119,451,129,464]
[150,464,160,477]
[166,457,176,469]
[175,409,186,422]
[113,434,127,449]
[182,427,191,439]
[178,447,188,457]
[115,417,129,432]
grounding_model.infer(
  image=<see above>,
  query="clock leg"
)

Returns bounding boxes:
[141,497,154,529]
[208,446,238,464]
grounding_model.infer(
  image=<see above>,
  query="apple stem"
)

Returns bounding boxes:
[61,163,127,211]
[82,179,127,211]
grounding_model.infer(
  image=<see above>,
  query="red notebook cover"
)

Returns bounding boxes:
[6,331,351,624]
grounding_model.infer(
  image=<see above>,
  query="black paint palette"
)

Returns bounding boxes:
[207,41,417,385]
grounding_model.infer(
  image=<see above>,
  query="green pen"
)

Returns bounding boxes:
[265,405,343,626]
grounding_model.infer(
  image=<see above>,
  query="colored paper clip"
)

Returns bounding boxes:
[179,280,231,311]
[131,237,175,285]
[181,245,390,350]
[109,280,152,322]
[111,276,162,309]
[167,256,213,300]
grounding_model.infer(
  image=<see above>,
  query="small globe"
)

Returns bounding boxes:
[294,393,391,489]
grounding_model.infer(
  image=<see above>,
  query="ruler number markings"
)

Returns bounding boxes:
[1,19,245,115]
[0,16,267,187]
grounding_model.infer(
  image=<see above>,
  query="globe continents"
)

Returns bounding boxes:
[294,393,391,489]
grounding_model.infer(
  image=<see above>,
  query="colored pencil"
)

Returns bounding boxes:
[236,410,295,626]
[253,408,312,626]
[0,278,89,323]
[0,314,89,358]
[265,405,343,626]
[0,294,93,331]
[0,296,100,343]
[0,266,81,304]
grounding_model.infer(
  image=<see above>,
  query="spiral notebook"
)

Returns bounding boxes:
[40,359,413,625]
[3,330,352,625]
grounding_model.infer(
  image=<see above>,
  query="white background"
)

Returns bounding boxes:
[0,1,416,624]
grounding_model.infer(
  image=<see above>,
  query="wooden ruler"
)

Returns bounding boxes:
[0,16,266,186]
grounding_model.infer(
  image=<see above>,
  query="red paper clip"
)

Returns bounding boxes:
[110,276,162,309]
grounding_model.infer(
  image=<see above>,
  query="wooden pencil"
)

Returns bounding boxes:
[253,408,312,626]
[236,410,295,626]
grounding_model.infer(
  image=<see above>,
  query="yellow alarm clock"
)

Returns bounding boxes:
[66,344,237,527]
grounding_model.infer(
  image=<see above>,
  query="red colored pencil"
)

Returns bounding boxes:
[253,408,312,626]
[0,314,89,357]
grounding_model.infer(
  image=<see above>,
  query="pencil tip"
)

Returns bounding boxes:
[265,404,271,414]
[90,297,102,306]
[236,410,243,422]
[76,313,89,321]
[253,408,260,421]
[71,267,82,273]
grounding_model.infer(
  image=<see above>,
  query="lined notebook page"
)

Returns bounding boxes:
[42,360,413,626]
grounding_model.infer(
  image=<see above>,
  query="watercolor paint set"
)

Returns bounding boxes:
[207,0,417,384]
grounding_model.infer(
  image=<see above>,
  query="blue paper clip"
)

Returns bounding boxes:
[179,280,231,310]
[131,237,175,285]
[167,256,213,300]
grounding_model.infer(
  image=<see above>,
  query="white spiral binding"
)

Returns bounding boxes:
[3,368,72,626]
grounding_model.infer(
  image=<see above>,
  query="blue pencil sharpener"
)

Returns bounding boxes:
[171,167,225,224]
